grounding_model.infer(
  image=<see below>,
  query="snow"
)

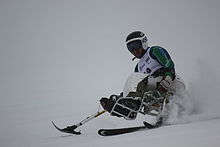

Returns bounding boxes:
[1,0,220,147]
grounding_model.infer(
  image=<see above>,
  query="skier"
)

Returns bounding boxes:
[52,31,186,135]
[126,31,175,95]
[100,31,185,123]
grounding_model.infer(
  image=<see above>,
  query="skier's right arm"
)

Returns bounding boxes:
[149,46,175,94]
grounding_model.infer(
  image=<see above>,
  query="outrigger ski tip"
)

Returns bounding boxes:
[52,110,106,135]
[52,121,81,135]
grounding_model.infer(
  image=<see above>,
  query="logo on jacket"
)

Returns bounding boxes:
[145,57,150,63]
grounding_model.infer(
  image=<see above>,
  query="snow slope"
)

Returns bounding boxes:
[1,60,220,147]
[2,109,220,147]
[1,0,220,147]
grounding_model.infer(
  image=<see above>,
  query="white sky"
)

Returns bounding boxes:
[1,0,220,105]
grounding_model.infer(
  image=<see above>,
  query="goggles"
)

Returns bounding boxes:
[127,40,142,52]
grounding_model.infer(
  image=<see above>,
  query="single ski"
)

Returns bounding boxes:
[52,121,81,135]
[98,121,157,136]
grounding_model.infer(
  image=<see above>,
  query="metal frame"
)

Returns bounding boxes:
[110,97,141,120]
[109,91,170,120]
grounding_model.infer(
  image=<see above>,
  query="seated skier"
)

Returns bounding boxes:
[100,31,185,124]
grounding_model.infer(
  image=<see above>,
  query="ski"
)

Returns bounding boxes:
[98,121,157,136]
[52,121,81,135]
[98,125,145,136]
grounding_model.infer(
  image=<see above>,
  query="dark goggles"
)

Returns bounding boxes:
[127,40,142,52]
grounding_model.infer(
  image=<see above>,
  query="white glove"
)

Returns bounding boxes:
[157,76,173,93]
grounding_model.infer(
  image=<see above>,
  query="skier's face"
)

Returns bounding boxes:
[127,40,145,58]
[131,48,145,58]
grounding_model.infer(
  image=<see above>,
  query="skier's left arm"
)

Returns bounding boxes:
[150,46,175,93]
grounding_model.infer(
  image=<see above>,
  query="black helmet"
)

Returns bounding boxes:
[126,31,148,52]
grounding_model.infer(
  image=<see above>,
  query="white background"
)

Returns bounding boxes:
[1,0,220,147]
